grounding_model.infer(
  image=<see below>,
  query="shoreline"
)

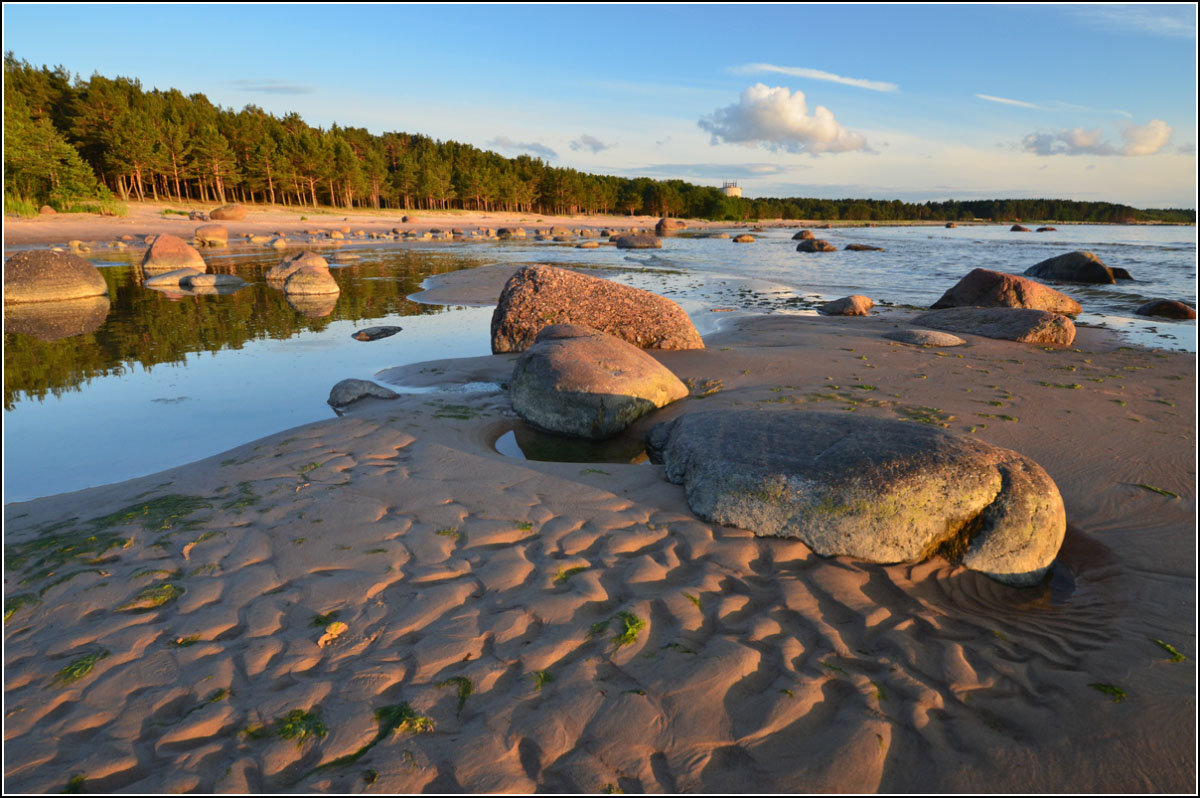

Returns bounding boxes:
[3,296,1194,791]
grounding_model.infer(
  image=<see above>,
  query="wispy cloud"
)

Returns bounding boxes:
[976,94,1131,118]
[626,163,797,180]
[569,134,611,154]
[699,84,869,155]
[228,79,314,95]
[733,63,897,92]
[1070,5,1196,39]
[489,136,557,159]
[1022,119,1173,157]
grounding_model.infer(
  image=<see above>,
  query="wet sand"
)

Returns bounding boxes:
[3,275,1194,792]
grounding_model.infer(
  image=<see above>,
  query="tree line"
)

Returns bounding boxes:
[4,54,1195,224]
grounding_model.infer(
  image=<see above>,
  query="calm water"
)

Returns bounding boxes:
[3,224,1195,502]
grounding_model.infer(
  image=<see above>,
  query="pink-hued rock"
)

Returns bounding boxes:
[284,265,340,295]
[932,268,1082,316]
[914,307,1076,345]
[267,251,329,286]
[209,204,247,221]
[194,224,228,246]
[491,264,703,353]
[140,234,207,273]
[1135,300,1196,320]
[819,295,875,316]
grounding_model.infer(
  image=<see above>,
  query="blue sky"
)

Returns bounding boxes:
[5,3,1196,207]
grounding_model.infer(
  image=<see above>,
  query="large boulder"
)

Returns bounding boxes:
[614,234,662,249]
[284,265,340,295]
[655,218,687,236]
[267,251,328,286]
[796,239,837,252]
[142,234,207,273]
[4,250,109,304]
[1010,225,1031,232]
[209,204,247,221]
[1024,251,1126,284]
[194,224,228,246]
[1135,300,1197,320]
[510,325,688,439]
[733,234,755,243]
[931,268,1082,315]
[328,379,399,408]
[793,229,815,240]
[819,295,874,316]
[913,307,1076,345]
[646,409,1066,586]
[491,264,703,353]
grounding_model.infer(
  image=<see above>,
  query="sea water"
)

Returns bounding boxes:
[3,224,1194,502]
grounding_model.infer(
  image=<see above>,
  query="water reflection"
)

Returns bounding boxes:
[3,246,490,409]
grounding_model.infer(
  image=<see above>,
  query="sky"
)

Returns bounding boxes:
[4,3,1197,208]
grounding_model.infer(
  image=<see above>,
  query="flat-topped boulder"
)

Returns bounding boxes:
[511,325,688,439]
[819,295,874,316]
[932,268,1082,315]
[845,244,884,251]
[209,204,247,221]
[913,307,1076,345]
[1037,226,1057,232]
[883,329,966,347]
[797,239,837,252]
[1024,251,1127,284]
[646,409,1066,586]
[1135,299,1197,320]
[328,378,399,408]
[144,267,205,287]
[615,234,662,249]
[141,234,207,273]
[267,251,328,286]
[491,264,703,353]
[4,250,109,304]
[183,273,245,289]
[285,265,339,295]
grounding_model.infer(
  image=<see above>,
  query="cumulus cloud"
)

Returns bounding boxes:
[733,63,897,92]
[489,136,557,159]
[698,84,868,155]
[627,163,795,180]
[1022,120,1172,157]
[569,134,611,154]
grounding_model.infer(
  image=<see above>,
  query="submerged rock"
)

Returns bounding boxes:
[614,234,662,249]
[352,325,403,341]
[183,273,245,289]
[913,307,1076,345]
[819,295,874,316]
[1024,251,1127,284]
[646,409,1066,586]
[796,239,837,252]
[510,325,688,439]
[844,244,884,251]
[1135,299,1197,320]
[144,267,205,287]
[932,268,1082,315]
[491,264,703,353]
[4,250,109,304]
[142,234,207,273]
[328,378,399,408]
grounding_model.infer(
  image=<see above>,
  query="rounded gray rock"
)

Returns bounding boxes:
[883,329,966,347]
[328,378,399,408]
[511,325,688,439]
[4,250,109,304]
[646,409,1066,586]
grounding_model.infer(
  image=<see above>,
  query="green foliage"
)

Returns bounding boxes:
[4,592,40,623]
[1150,639,1186,662]
[118,583,183,611]
[276,709,328,745]
[438,676,473,716]
[53,649,109,686]
[613,611,646,648]
[65,773,87,793]
[530,670,554,691]
[1135,483,1178,498]
[1088,683,1127,703]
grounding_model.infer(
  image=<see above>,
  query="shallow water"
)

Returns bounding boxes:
[3,224,1195,502]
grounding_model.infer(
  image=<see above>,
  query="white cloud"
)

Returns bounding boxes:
[488,136,557,159]
[733,63,897,92]
[976,94,1040,109]
[976,94,1132,118]
[569,134,611,154]
[1071,6,1196,39]
[1022,119,1173,157]
[698,84,868,155]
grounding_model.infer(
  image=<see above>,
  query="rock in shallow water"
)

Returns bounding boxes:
[491,264,703,353]
[646,409,1066,586]
[327,379,399,408]
[1134,299,1196,320]
[352,325,403,341]
[142,234,207,273]
[819,295,874,316]
[511,325,688,439]
[932,268,1082,315]
[1024,250,1127,284]
[4,250,109,304]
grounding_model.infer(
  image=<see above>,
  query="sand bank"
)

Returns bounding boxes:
[4,298,1194,792]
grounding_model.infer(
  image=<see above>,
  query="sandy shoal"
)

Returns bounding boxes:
[3,270,1195,792]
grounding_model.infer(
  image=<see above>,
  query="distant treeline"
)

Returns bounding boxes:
[4,54,1195,224]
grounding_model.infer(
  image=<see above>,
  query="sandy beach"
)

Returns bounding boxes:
[3,221,1194,792]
